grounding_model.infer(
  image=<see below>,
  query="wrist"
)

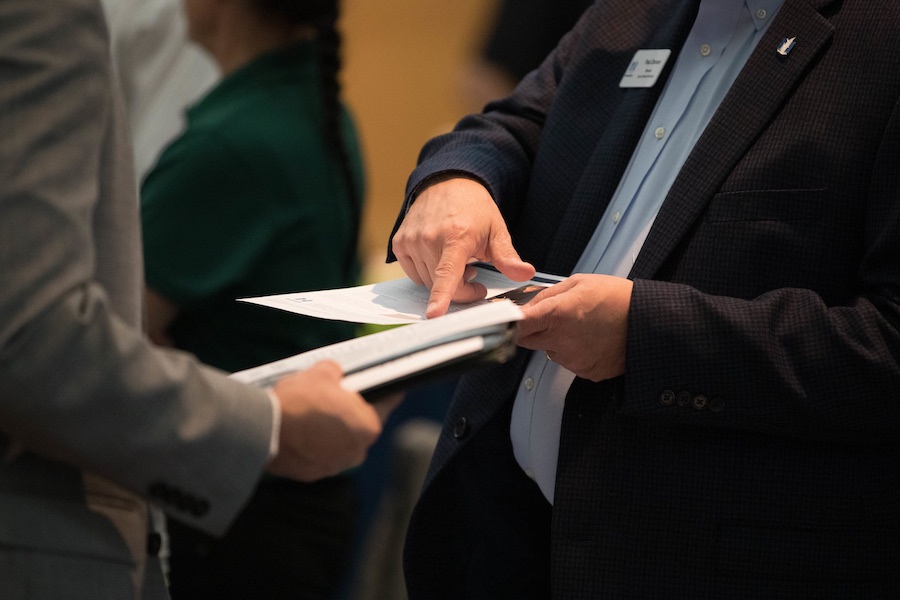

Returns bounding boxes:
[409,170,488,205]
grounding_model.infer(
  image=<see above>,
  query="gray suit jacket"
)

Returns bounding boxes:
[0,1,273,597]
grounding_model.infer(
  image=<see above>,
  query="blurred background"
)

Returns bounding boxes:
[341,0,498,281]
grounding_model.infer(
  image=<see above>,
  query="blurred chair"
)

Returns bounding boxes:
[349,418,442,600]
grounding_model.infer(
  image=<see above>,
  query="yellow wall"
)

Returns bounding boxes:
[341,0,499,279]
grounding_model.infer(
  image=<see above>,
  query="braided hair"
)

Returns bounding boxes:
[249,0,360,270]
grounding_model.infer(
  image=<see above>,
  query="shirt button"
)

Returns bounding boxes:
[524,377,535,391]
[654,126,666,139]
[756,8,767,19]
[700,43,712,57]
[612,211,622,224]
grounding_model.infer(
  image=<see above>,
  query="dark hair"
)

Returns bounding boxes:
[250,0,360,271]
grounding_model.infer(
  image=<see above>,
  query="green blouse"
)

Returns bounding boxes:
[141,42,364,373]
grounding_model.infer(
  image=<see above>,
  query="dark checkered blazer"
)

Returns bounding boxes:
[391,0,900,597]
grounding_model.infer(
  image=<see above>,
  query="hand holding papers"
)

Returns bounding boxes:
[231,264,565,399]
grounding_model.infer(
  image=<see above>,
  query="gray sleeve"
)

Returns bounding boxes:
[0,0,271,535]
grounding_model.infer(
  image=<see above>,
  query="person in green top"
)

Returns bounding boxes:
[140,0,365,598]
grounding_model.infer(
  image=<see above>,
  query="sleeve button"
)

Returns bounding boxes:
[659,390,676,405]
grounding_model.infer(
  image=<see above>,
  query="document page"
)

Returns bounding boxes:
[238,263,564,325]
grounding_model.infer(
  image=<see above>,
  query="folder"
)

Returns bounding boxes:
[230,300,524,401]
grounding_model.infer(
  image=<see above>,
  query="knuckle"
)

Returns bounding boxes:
[419,226,446,247]
[433,261,457,280]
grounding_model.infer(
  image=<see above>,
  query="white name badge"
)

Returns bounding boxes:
[619,49,672,88]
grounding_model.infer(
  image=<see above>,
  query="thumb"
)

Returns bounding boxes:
[488,231,535,282]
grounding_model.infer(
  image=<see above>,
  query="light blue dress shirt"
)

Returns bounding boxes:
[510,0,785,503]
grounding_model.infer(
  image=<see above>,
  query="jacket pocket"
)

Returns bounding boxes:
[704,187,826,223]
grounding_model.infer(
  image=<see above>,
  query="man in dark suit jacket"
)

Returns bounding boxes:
[389,0,900,597]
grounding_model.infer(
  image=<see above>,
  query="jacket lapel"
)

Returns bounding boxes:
[543,0,702,275]
[631,0,837,280]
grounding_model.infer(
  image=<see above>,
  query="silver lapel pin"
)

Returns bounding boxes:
[777,37,796,56]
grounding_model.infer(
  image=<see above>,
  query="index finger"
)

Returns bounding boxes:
[426,244,483,317]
